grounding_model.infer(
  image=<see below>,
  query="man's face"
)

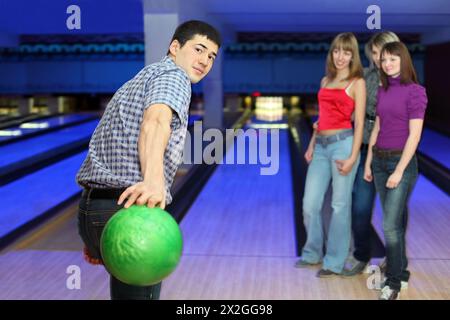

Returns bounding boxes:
[371,45,381,69]
[169,35,219,84]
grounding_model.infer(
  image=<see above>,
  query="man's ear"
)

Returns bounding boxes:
[169,40,180,57]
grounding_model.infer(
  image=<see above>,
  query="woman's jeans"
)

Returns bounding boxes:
[301,131,359,273]
[351,148,378,263]
[372,150,417,291]
[78,189,162,300]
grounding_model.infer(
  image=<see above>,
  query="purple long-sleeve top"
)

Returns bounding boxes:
[376,76,428,149]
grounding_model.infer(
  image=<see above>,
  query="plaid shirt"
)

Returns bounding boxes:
[76,56,191,204]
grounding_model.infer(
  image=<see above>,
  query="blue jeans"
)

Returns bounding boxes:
[78,189,162,300]
[301,133,360,273]
[351,148,378,263]
[372,152,417,291]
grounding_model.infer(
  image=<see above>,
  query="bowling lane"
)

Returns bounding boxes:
[178,125,295,257]
[0,113,98,145]
[0,151,87,240]
[160,120,307,299]
[0,249,109,300]
[0,120,98,169]
[371,174,450,260]
[418,128,450,169]
[161,118,450,300]
[1,115,448,300]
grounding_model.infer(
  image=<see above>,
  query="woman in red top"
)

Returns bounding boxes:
[295,33,366,277]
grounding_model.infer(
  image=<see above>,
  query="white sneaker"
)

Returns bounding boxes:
[379,285,400,300]
[370,259,409,290]
[374,277,408,290]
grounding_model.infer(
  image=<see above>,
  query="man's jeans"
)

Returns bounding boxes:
[351,148,378,263]
[301,132,359,273]
[78,189,162,300]
[372,152,417,291]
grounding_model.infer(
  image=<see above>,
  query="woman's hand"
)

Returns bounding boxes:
[304,145,314,164]
[386,169,403,189]
[364,164,373,182]
[335,158,355,176]
[313,121,319,131]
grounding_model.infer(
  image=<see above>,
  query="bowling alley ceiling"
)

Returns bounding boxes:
[0,0,449,39]
[204,0,450,33]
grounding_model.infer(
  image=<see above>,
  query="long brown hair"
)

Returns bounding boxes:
[326,33,363,81]
[380,41,418,90]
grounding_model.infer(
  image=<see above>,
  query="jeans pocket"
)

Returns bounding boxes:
[80,209,118,259]
[89,209,117,239]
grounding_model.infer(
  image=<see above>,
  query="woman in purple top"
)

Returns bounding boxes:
[364,42,427,300]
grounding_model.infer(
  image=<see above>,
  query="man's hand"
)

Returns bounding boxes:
[118,180,166,209]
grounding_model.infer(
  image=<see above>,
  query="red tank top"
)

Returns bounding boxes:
[317,80,356,131]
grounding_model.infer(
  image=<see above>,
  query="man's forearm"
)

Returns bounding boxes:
[139,117,171,183]
[117,105,173,208]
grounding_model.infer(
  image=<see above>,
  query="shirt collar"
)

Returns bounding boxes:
[161,55,175,65]
[388,76,402,85]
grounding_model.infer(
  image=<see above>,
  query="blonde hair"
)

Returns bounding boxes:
[326,33,363,81]
[365,31,400,67]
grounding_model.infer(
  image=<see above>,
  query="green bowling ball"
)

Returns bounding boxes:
[100,205,183,286]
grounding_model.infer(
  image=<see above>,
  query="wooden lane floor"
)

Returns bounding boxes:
[0,201,110,300]
[0,127,449,299]
[0,168,192,300]
[161,127,450,300]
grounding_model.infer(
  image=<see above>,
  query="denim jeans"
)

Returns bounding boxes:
[372,153,417,291]
[302,133,360,273]
[78,189,162,300]
[351,148,378,263]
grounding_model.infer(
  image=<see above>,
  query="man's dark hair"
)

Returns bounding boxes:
[167,20,221,54]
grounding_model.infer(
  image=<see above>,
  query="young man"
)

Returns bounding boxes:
[76,20,221,300]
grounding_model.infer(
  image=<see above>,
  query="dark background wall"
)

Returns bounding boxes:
[0,41,425,95]
[425,42,450,135]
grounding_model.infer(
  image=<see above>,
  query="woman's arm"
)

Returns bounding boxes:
[385,119,423,188]
[305,76,328,163]
[305,129,317,163]
[336,78,366,175]
[350,78,366,160]
[364,116,380,182]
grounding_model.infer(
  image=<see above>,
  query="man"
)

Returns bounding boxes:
[76,20,221,300]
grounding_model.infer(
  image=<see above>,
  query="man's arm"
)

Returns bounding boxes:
[118,104,173,209]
